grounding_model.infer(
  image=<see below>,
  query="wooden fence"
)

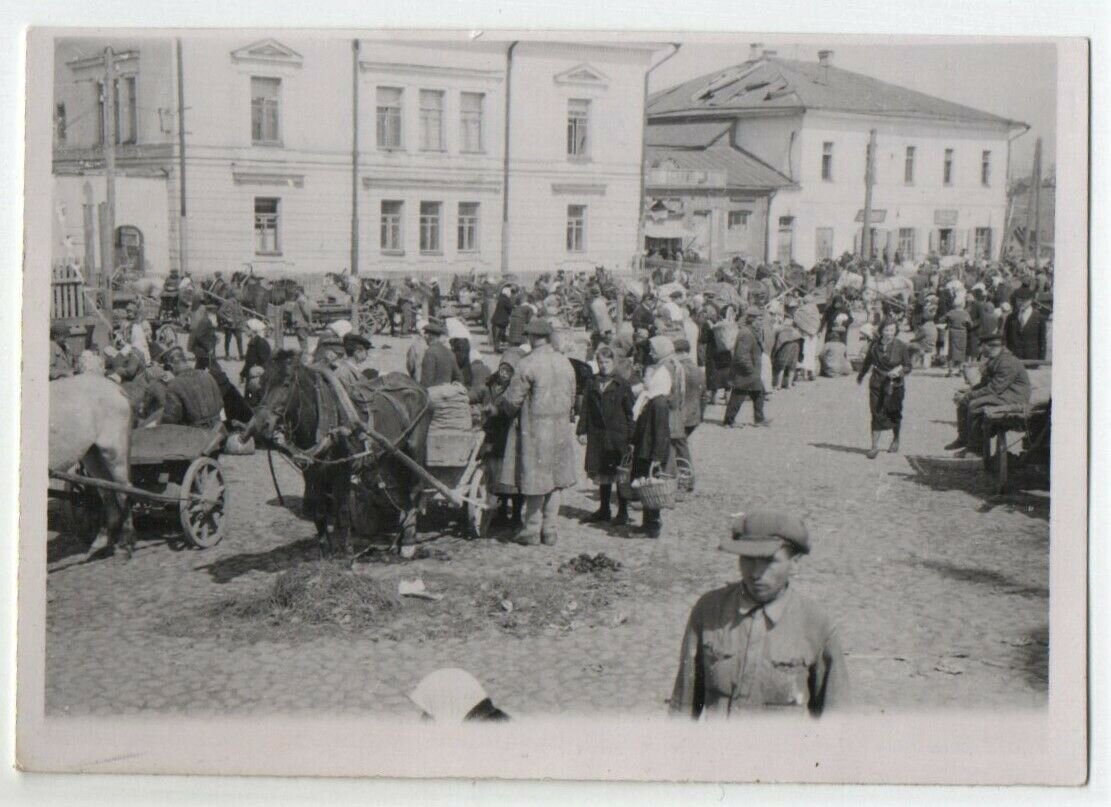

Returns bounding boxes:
[51,262,86,320]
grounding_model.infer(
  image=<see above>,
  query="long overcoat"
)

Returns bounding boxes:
[497,343,578,495]
[577,374,635,477]
[728,324,765,392]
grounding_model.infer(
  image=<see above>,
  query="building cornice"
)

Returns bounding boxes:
[230,39,304,69]
[551,182,606,196]
[66,49,140,72]
[359,60,504,82]
[362,175,502,192]
[232,168,305,188]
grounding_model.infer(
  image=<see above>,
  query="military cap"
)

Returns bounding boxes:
[981,332,1003,345]
[343,332,372,351]
[422,318,447,336]
[720,509,811,557]
[524,318,553,337]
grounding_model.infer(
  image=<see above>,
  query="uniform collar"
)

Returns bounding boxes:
[736,583,794,625]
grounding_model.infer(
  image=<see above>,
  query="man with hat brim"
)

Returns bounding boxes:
[497,315,578,546]
[670,509,849,719]
[335,332,373,389]
[156,346,224,429]
[946,332,1031,455]
[419,318,463,388]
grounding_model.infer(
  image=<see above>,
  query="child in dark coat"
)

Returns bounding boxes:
[577,346,635,525]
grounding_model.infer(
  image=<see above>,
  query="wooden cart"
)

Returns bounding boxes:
[51,425,229,549]
[422,428,494,539]
[981,400,1051,494]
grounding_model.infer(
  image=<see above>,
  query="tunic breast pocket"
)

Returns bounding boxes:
[764,654,810,707]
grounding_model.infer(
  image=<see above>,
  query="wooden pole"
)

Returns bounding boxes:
[103,47,117,315]
[176,38,188,276]
[1031,137,1043,265]
[861,129,877,261]
[349,38,361,332]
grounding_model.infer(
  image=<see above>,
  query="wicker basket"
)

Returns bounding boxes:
[633,471,678,510]
[615,448,636,501]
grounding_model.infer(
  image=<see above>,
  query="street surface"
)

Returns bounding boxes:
[44,327,1050,717]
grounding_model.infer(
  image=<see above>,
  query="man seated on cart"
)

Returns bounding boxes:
[157,346,225,430]
[945,333,1031,455]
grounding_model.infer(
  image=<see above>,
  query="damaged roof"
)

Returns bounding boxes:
[647,57,1022,128]
[646,143,795,191]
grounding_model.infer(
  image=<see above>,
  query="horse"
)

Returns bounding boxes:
[245,352,431,556]
[49,374,136,560]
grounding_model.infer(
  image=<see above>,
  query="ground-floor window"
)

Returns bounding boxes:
[419,201,442,254]
[567,204,586,252]
[728,210,750,231]
[254,197,280,255]
[815,227,834,260]
[457,202,479,252]
[380,200,403,253]
[974,227,992,260]
[937,227,955,256]
[898,227,916,260]
[776,216,794,263]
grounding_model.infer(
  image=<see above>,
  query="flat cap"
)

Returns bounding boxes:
[524,318,553,337]
[422,318,447,335]
[720,509,810,557]
[160,345,187,365]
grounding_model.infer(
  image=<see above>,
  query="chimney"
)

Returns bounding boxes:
[818,49,834,66]
[749,42,763,61]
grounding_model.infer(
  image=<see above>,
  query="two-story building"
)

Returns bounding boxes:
[51,35,659,280]
[646,46,1028,267]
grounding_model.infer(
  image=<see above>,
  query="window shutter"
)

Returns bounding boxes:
[928,229,938,253]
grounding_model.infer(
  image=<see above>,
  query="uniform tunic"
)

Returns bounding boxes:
[670,584,849,719]
[497,343,578,496]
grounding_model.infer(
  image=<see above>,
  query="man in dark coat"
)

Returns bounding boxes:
[419,318,463,388]
[158,347,224,429]
[187,298,217,369]
[630,292,659,335]
[723,312,769,428]
[1003,296,1048,360]
[946,334,1032,453]
[490,285,515,351]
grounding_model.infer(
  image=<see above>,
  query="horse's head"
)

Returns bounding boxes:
[243,350,302,442]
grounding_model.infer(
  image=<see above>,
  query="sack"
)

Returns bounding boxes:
[589,297,614,334]
[793,303,821,336]
[428,382,472,431]
[712,320,739,352]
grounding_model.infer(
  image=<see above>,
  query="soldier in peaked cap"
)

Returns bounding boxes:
[670,509,850,719]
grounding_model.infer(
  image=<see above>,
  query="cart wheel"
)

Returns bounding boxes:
[65,480,102,546]
[368,304,391,335]
[995,433,1009,495]
[179,457,227,548]
[466,466,494,539]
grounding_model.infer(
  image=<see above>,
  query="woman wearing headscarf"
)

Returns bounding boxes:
[699,302,732,405]
[943,298,972,377]
[577,345,635,526]
[856,317,913,459]
[480,348,524,528]
[630,364,672,538]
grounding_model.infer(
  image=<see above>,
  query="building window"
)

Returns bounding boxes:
[974,227,993,259]
[94,81,106,145]
[254,197,280,255]
[460,92,484,153]
[380,200,403,253]
[727,210,750,230]
[419,90,445,151]
[419,202,442,253]
[981,150,992,186]
[566,205,586,252]
[904,146,916,184]
[776,216,794,263]
[937,228,955,256]
[821,141,833,181]
[943,148,954,185]
[567,99,590,159]
[376,87,403,149]
[251,77,281,144]
[457,202,479,252]
[115,75,137,144]
[898,227,916,259]
[815,227,834,260]
[55,103,67,144]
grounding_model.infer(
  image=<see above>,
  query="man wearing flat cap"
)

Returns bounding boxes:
[497,317,578,546]
[670,509,849,718]
[419,318,463,388]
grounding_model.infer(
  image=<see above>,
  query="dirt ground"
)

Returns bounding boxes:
[44,326,1050,718]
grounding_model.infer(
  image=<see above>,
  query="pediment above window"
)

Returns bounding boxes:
[231,39,304,69]
[554,63,609,89]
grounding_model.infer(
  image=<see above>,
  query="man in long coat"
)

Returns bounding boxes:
[723,311,770,428]
[497,318,578,546]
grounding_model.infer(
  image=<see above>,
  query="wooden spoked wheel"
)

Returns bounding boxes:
[359,303,391,336]
[179,457,227,548]
[466,466,494,539]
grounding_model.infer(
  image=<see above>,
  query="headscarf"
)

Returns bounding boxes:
[632,364,672,421]
[648,335,675,362]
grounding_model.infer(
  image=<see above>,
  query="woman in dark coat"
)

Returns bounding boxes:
[630,366,673,538]
[944,300,972,377]
[699,303,733,404]
[479,348,524,527]
[577,346,635,525]
[856,317,913,459]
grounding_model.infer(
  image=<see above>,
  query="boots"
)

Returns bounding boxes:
[508,495,524,529]
[586,485,612,522]
[611,494,629,526]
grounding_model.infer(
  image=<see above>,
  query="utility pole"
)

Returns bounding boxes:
[349,38,361,331]
[102,46,117,315]
[176,38,188,277]
[861,128,877,261]
[1031,137,1043,265]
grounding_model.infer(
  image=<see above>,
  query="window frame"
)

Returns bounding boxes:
[419,201,443,255]
[457,202,480,252]
[821,141,834,181]
[94,81,106,145]
[776,216,795,263]
[727,210,751,230]
[943,147,954,186]
[981,150,992,187]
[460,91,485,154]
[253,197,282,256]
[250,76,283,146]
[55,102,67,144]
[974,226,992,260]
[379,200,404,255]
[376,86,404,150]
[567,98,591,160]
[898,227,916,259]
[815,226,834,260]
[566,204,587,252]
[419,89,446,152]
[904,145,916,185]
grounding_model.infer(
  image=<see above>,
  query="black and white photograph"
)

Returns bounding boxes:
[12,15,1093,792]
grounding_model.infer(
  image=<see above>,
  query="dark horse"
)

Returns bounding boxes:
[244,351,431,555]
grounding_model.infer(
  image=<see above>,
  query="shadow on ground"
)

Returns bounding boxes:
[809,442,873,456]
[911,557,1048,599]
[195,536,324,583]
[893,455,1049,522]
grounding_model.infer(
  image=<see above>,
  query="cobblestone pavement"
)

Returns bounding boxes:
[45,329,1049,717]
